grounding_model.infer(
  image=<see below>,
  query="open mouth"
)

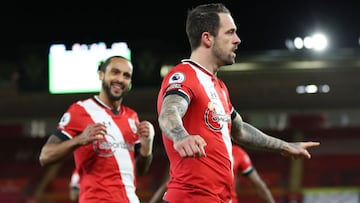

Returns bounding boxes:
[111,83,124,93]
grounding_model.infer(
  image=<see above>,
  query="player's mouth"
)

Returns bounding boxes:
[111,82,125,94]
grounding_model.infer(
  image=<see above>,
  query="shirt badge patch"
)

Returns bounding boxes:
[59,112,71,128]
[169,72,185,84]
[128,118,137,134]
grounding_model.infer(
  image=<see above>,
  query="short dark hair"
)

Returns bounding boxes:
[97,55,130,72]
[186,3,231,51]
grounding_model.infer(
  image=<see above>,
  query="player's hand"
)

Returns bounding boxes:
[280,141,320,159]
[77,123,106,146]
[137,120,155,141]
[137,120,155,156]
[173,135,207,158]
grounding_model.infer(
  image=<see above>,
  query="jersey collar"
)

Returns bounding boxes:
[93,96,121,115]
[181,59,215,77]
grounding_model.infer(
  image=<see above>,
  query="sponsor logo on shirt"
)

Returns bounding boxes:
[204,102,231,131]
[93,134,135,157]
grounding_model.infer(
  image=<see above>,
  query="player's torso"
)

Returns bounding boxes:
[159,61,234,201]
[68,98,140,203]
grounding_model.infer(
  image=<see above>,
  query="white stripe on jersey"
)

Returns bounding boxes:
[188,63,233,169]
[80,99,140,203]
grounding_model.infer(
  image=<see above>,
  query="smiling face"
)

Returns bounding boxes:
[99,57,133,101]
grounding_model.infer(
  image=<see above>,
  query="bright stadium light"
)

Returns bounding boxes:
[286,31,329,51]
[305,84,318,93]
[303,36,314,49]
[319,84,330,93]
[293,37,304,49]
[312,33,328,51]
[285,38,295,50]
[296,84,330,94]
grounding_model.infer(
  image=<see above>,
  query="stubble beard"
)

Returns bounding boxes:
[102,80,124,101]
[213,43,235,66]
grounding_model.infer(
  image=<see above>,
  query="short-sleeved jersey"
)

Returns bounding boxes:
[157,59,236,203]
[54,96,141,203]
[231,144,254,203]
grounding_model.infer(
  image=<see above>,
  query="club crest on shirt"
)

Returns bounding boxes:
[204,102,230,131]
[168,72,185,84]
[128,118,137,134]
[59,112,71,128]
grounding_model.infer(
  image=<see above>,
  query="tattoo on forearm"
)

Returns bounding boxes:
[159,95,189,142]
[242,122,284,152]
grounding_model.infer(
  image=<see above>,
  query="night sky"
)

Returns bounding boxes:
[4,0,360,58]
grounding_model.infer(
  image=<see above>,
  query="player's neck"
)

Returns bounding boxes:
[190,53,219,75]
[95,95,122,111]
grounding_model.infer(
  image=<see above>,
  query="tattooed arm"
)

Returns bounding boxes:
[230,113,286,152]
[158,94,207,158]
[231,112,320,159]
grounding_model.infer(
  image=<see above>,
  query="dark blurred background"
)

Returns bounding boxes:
[1,1,360,203]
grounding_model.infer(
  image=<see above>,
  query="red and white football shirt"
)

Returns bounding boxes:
[231,144,254,203]
[55,96,141,203]
[157,59,236,203]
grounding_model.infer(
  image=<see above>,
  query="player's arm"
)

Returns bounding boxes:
[39,123,105,166]
[230,113,287,152]
[148,177,168,203]
[39,134,79,166]
[247,169,275,203]
[135,143,153,176]
[230,111,320,159]
[158,94,206,158]
[148,166,169,203]
[136,121,155,176]
[158,94,189,142]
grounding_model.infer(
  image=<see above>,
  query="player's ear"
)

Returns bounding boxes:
[98,60,105,80]
[98,71,104,80]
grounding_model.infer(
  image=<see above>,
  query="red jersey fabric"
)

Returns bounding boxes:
[157,59,236,203]
[55,96,141,203]
[231,144,254,203]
